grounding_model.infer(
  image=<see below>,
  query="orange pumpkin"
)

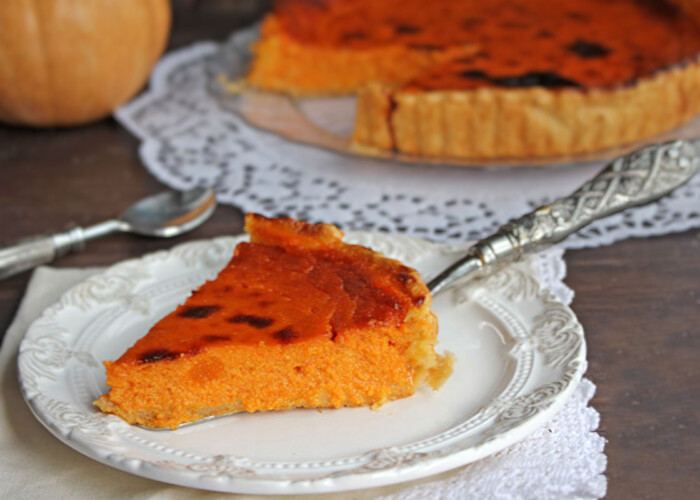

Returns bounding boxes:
[0,0,171,127]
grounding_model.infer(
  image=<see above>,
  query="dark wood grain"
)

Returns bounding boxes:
[0,1,698,498]
[567,232,700,499]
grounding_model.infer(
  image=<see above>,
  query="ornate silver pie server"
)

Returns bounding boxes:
[428,139,700,294]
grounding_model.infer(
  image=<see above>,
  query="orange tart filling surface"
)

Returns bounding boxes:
[247,0,700,159]
[95,214,453,429]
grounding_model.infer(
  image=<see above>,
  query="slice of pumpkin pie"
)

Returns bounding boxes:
[95,214,453,429]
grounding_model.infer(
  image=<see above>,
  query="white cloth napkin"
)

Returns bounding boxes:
[1,267,606,499]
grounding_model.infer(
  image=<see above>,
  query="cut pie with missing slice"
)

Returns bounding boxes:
[246,0,700,159]
[95,214,453,429]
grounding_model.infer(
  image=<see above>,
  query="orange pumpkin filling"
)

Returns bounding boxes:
[250,0,700,93]
[95,214,453,429]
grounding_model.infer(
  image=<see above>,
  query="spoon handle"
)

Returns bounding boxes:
[0,220,125,280]
[428,139,699,294]
[0,228,86,280]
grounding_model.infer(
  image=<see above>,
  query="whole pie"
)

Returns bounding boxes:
[95,214,453,429]
[247,0,700,159]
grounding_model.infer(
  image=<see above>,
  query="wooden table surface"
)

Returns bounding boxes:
[1,2,698,498]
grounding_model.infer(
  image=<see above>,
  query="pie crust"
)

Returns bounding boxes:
[353,63,700,158]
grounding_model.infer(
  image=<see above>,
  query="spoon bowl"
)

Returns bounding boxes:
[121,188,217,237]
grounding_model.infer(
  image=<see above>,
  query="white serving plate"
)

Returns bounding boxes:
[18,232,585,494]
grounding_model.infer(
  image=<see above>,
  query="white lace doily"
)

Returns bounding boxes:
[379,379,605,500]
[116,37,700,249]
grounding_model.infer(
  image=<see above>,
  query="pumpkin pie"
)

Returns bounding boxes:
[247,0,700,159]
[95,214,453,429]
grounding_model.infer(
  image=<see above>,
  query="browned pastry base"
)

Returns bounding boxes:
[352,60,700,159]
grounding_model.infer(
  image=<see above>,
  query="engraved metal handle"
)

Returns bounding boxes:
[0,228,86,280]
[429,139,700,293]
[0,220,125,280]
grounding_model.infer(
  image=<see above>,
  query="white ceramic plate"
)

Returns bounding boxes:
[18,233,585,495]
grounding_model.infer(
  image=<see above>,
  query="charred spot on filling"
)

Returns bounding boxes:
[567,11,589,21]
[409,43,442,51]
[179,305,221,319]
[496,72,581,88]
[396,271,415,284]
[273,327,298,343]
[462,17,484,29]
[202,334,231,343]
[501,21,528,30]
[395,24,421,34]
[536,30,553,39]
[227,314,274,328]
[460,69,489,80]
[342,31,367,42]
[139,349,179,364]
[458,69,581,88]
[567,39,611,59]
[636,0,682,19]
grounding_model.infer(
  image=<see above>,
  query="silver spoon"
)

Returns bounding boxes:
[0,187,217,280]
[428,139,699,294]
